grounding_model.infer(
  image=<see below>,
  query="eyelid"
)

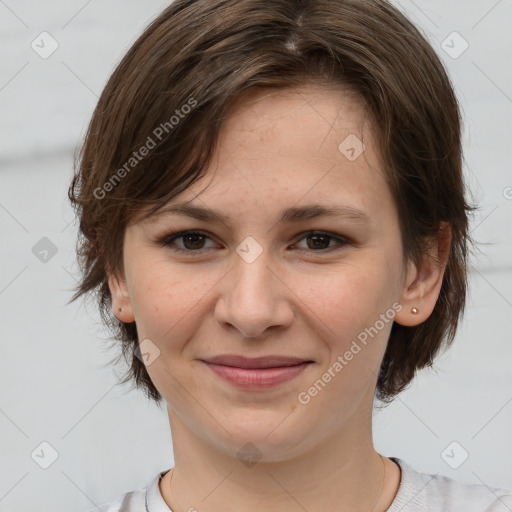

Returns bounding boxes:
[157,229,207,249]
[293,229,351,244]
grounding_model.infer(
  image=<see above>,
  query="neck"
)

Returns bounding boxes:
[160,402,401,512]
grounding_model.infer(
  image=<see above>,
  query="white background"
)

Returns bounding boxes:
[0,1,511,510]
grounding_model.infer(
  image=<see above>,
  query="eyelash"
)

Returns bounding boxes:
[158,230,350,255]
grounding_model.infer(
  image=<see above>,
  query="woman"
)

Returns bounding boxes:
[68,0,512,510]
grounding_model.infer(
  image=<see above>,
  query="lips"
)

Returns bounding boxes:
[201,354,312,369]
[199,354,314,390]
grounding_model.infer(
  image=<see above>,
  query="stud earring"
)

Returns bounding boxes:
[411,307,419,315]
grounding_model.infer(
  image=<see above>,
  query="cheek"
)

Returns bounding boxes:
[296,253,401,396]
[128,258,210,342]
[301,258,397,335]
[128,262,214,405]
[297,267,396,409]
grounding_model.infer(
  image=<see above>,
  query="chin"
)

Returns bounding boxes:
[206,414,316,464]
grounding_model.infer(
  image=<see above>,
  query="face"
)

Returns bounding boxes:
[110,84,423,462]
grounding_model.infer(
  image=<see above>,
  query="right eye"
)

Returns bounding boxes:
[159,230,219,254]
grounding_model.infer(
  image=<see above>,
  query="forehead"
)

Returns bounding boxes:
[136,84,395,228]
[223,84,369,144]
[191,86,387,208]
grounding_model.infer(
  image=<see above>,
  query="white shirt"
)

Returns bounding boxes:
[89,457,512,511]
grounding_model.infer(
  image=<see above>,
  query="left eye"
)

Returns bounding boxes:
[159,230,349,254]
[294,231,348,252]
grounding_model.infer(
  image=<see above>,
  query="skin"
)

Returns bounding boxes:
[109,84,450,512]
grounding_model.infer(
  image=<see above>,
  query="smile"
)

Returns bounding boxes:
[200,360,313,390]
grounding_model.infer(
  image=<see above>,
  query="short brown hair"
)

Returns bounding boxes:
[68,0,474,405]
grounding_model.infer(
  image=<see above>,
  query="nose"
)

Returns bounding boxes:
[214,248,294,339]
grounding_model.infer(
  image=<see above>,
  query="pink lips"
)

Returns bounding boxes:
[200,355,313,390]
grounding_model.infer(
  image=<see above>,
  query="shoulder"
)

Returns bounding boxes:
[84,470,170,512]
[388,457,512,512]
[85,488,146,512]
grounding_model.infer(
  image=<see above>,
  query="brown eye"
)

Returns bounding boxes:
[306,234,331,250]
[181,233,207,250]
[160,230,217,253]
[294,231,349,253]
[159,229,349,256]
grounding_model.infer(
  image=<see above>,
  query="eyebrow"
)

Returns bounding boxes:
[149,202,371,227]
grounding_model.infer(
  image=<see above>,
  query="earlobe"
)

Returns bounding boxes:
[108,273,135,323]
[394,223,451,327]
[394,259,425,327]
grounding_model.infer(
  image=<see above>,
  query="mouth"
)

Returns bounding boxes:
[199,355,314,390]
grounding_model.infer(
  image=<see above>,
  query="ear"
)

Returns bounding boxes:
[394,222,451,327]
[108,272,135,323]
